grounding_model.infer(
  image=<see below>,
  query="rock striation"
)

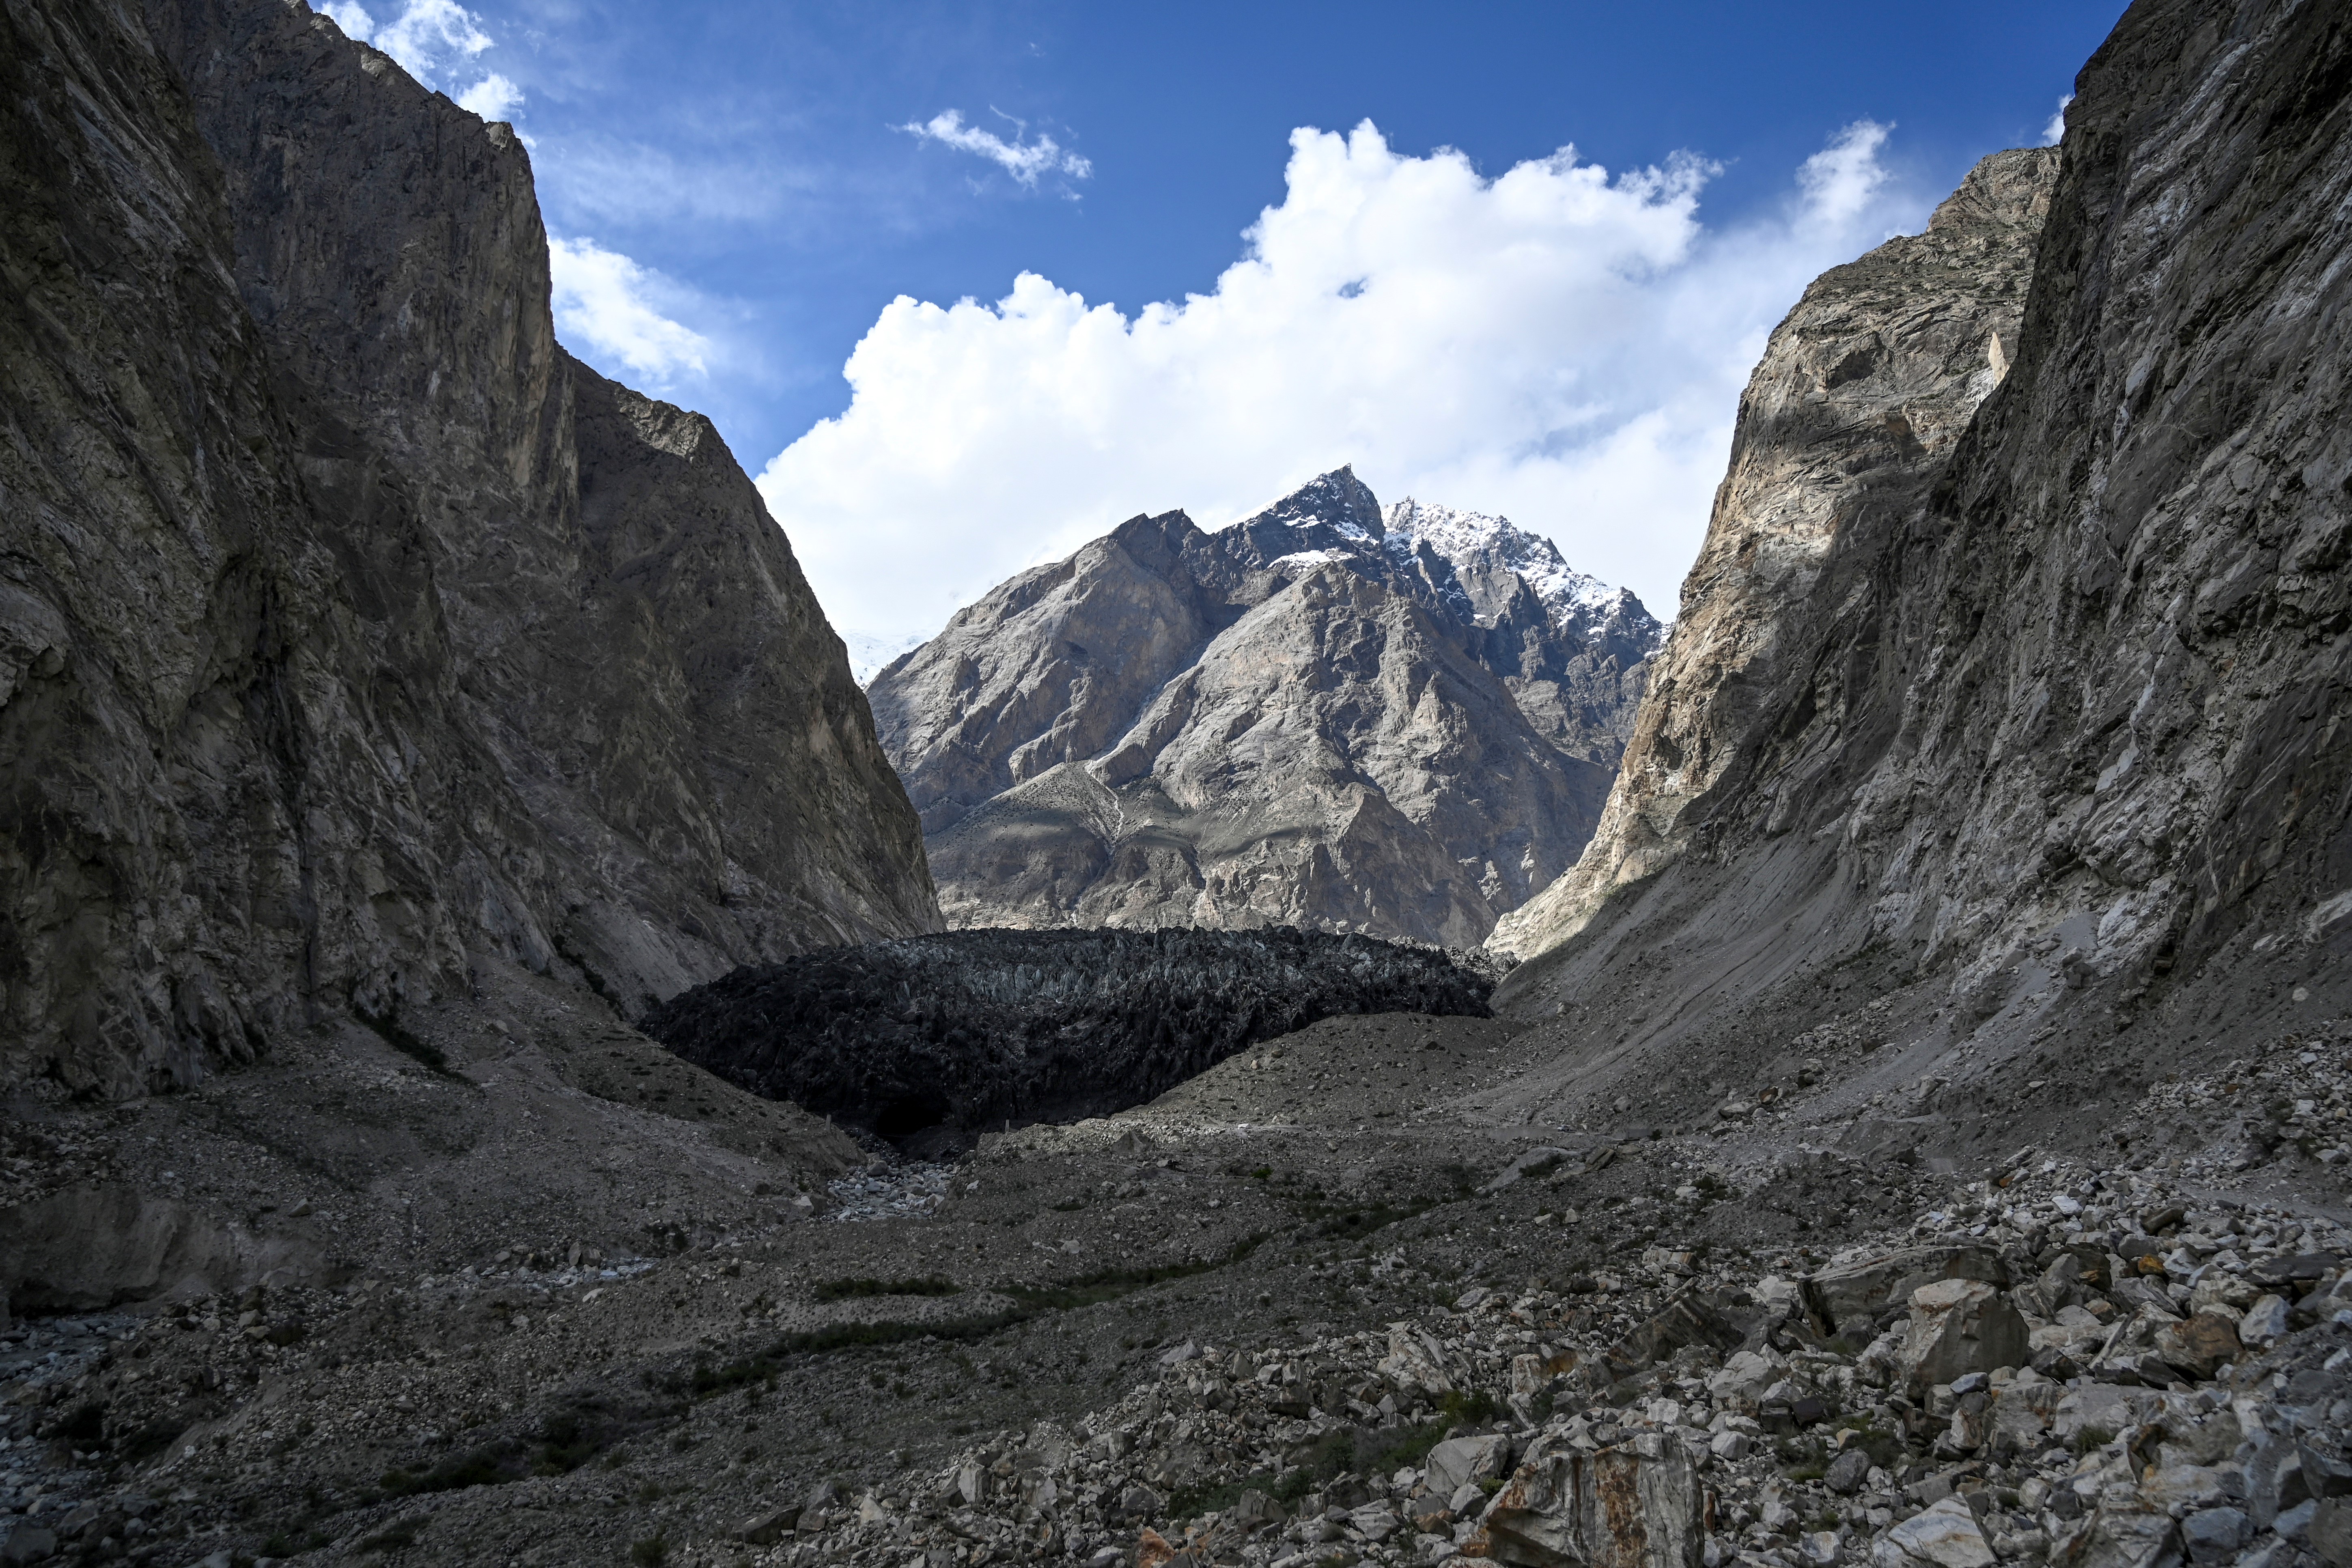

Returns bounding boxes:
[0,0,934,1096]
[868,470,1656,946]
[1488,0,2352,1148]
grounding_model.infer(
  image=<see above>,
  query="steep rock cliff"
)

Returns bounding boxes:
[1490,148,2060,961]
[1484,0,2352,1152]
[0,0,933,1095]
[870,470,1648,943]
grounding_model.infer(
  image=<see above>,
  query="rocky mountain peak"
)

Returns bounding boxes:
[1228,464,1387,549]
[1380,497,1656,644]
[871,467,1641,943]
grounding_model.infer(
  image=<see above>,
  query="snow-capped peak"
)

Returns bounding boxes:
[1228,466,1385,545]
[842,629,926,686]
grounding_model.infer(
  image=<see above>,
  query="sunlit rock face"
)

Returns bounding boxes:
[1486,0,2352,1144]
[870,469,1658,946]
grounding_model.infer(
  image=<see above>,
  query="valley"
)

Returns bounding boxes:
[2,0,2350,1565]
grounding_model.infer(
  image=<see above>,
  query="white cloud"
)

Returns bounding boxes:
[760,119,1925,643]
[325,0,519,128]
[2043,94,2074,146]
[374,0,490,72]
[320,2,376,40]
[548,236,713,385]
[1796,120,1891,223]
[901,110,1092,189]
[455,71,523,123]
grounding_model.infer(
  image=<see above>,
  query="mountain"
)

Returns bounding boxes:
[842,629,926,686]
[0,0,936,1097]
[1381,498,1662,765]
[1485,0,2352,1155]
[867,471,1658,944]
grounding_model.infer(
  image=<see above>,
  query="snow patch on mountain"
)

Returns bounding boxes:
[1383,498,1632,633]
[843,629,927,686]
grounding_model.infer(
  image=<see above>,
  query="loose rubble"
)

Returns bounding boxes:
[831,1164,956,1223]
[4,1027,2348,1568]
[804,1168,2351,1568]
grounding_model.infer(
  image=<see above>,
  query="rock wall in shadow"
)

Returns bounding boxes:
[639,928,1496,1151]
[0,0,934,1096]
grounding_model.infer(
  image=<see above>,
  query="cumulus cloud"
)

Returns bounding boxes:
[548,237,713,385]
[454,71,523,123]
[901,110,1093,189]
[2043,94,2074,146]
[325,0,518,126]
[760,119,1924,643]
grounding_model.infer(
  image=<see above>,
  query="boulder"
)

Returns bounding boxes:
[0,1527,57,1568]
[2178,1508,2248,1565]
[1872,1497,1995,1568]
[734,1507,799,1545]
[2039,1251,2112,1309]
[1464,1430,1704,1568]
[1706,1350,1788,1411]
[1988,1379,2061,1453]
[2238,1296,2290,1347]
[2049,1508,2183,1568]
[1226,1490,1286,1534]
[2309,1499,2352,1568]
[1428,1435,1514,1497]
[1895,1281,2029,1394]
[2152,1314,2239,1381]
[1380,1322,1456,1397]
[1808,1247,2011,1338]
[1598,1290,1742,1384]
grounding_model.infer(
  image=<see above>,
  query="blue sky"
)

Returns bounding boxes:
[326,0,2128,646]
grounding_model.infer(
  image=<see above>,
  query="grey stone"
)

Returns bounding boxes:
[1426,1435,1512,1498]
[2178,1509,2248,1565]
[1806,1249,2012,1339]
[2307,1498,2352,1568]
[2237,1298,2290,1348]
[2302,1444,2352,1501]
[1873,1497,1995,1568]
[0,1526,56,1568]
[1467,1430,1705,1568]
[1829,1450,1876,1496]
[735,1507,799,1546]
[2051,1509,2183,1568]
[1896,1281,2030,1394]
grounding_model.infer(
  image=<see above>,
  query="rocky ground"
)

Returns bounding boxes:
[2,1004,2347,1568]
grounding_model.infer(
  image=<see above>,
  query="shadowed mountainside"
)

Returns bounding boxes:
[0,0,935,1096]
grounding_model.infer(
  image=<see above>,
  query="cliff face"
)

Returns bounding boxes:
[0,0,934,1096]
[1490,148,2061,961]
[870,470,1650,945]
[1485,0,2352,1150]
